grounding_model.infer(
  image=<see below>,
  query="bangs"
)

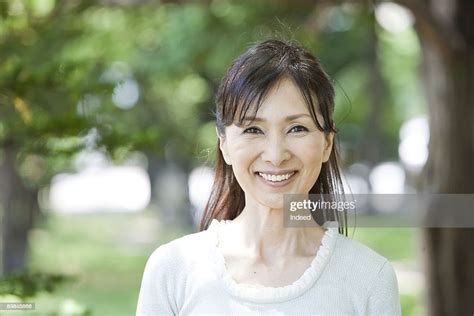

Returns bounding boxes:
[231,74,282,127]
[223,72,326,132]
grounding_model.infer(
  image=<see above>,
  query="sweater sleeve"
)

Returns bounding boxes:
[365,260,402,316]
[136,245,178,316]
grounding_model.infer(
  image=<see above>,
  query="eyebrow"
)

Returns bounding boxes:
[241,113,312,122]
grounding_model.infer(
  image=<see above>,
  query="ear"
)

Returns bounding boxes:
[216,127,232,166]
[322,132,334,163]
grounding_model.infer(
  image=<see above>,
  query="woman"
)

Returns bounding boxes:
[137,39,401,315]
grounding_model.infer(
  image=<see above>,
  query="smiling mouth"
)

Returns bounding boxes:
[254,171,298,186]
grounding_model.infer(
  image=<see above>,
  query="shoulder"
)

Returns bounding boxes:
[328,232,397,290]
[144,228,214,275]
[137,229,214,315]
[329,231,401,313]
[332,232,389,273]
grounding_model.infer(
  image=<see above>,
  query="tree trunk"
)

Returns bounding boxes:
[0,144,37,276]
[411,0,474,315]
[363,11,384,164]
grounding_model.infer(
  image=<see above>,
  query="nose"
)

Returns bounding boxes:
[260,133,291,166]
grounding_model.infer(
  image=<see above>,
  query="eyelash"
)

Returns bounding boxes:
[243,125,309,134]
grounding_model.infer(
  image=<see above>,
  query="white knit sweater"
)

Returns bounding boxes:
[137,219,401,315]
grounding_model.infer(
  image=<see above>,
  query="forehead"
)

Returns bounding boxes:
[257,78,310,116]
[237,77,315,125]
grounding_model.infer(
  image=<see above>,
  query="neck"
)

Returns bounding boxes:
[229,199,325,261]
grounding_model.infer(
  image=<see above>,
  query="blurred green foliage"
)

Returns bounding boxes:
[0,0,425,179]
[0,270,93,315]
[0,271,71,299]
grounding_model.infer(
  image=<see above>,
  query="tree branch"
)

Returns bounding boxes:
[394,0,455,64]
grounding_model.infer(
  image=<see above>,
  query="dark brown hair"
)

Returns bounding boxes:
[199,39,347,235]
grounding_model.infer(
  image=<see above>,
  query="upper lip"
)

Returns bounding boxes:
[256,170,297,175]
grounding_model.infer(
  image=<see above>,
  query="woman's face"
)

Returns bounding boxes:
[218,77,333,209]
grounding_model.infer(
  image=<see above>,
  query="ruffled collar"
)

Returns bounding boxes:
[208,219,339,303]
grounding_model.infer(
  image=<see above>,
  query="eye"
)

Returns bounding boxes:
[243,127,262,134]
[289,125,308,133]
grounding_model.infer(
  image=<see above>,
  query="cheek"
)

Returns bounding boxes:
[228,142,258,172]
[297,136,325,171]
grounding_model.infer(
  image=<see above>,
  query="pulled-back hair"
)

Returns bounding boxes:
[200,39,347,235]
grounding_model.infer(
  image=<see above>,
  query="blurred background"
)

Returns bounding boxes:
[1,0,473,315]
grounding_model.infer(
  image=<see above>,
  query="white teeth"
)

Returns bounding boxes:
[258,172,295,182]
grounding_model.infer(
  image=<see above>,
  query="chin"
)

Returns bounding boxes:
[260,196,285,209]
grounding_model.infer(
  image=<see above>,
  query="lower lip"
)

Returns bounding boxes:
[255,172,298,188]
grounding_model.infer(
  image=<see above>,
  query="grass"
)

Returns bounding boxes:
[1,212,422,315]
[6,210,190,316]
[350,227,419,262]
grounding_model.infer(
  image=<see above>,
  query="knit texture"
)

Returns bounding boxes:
[137,219,401,315]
